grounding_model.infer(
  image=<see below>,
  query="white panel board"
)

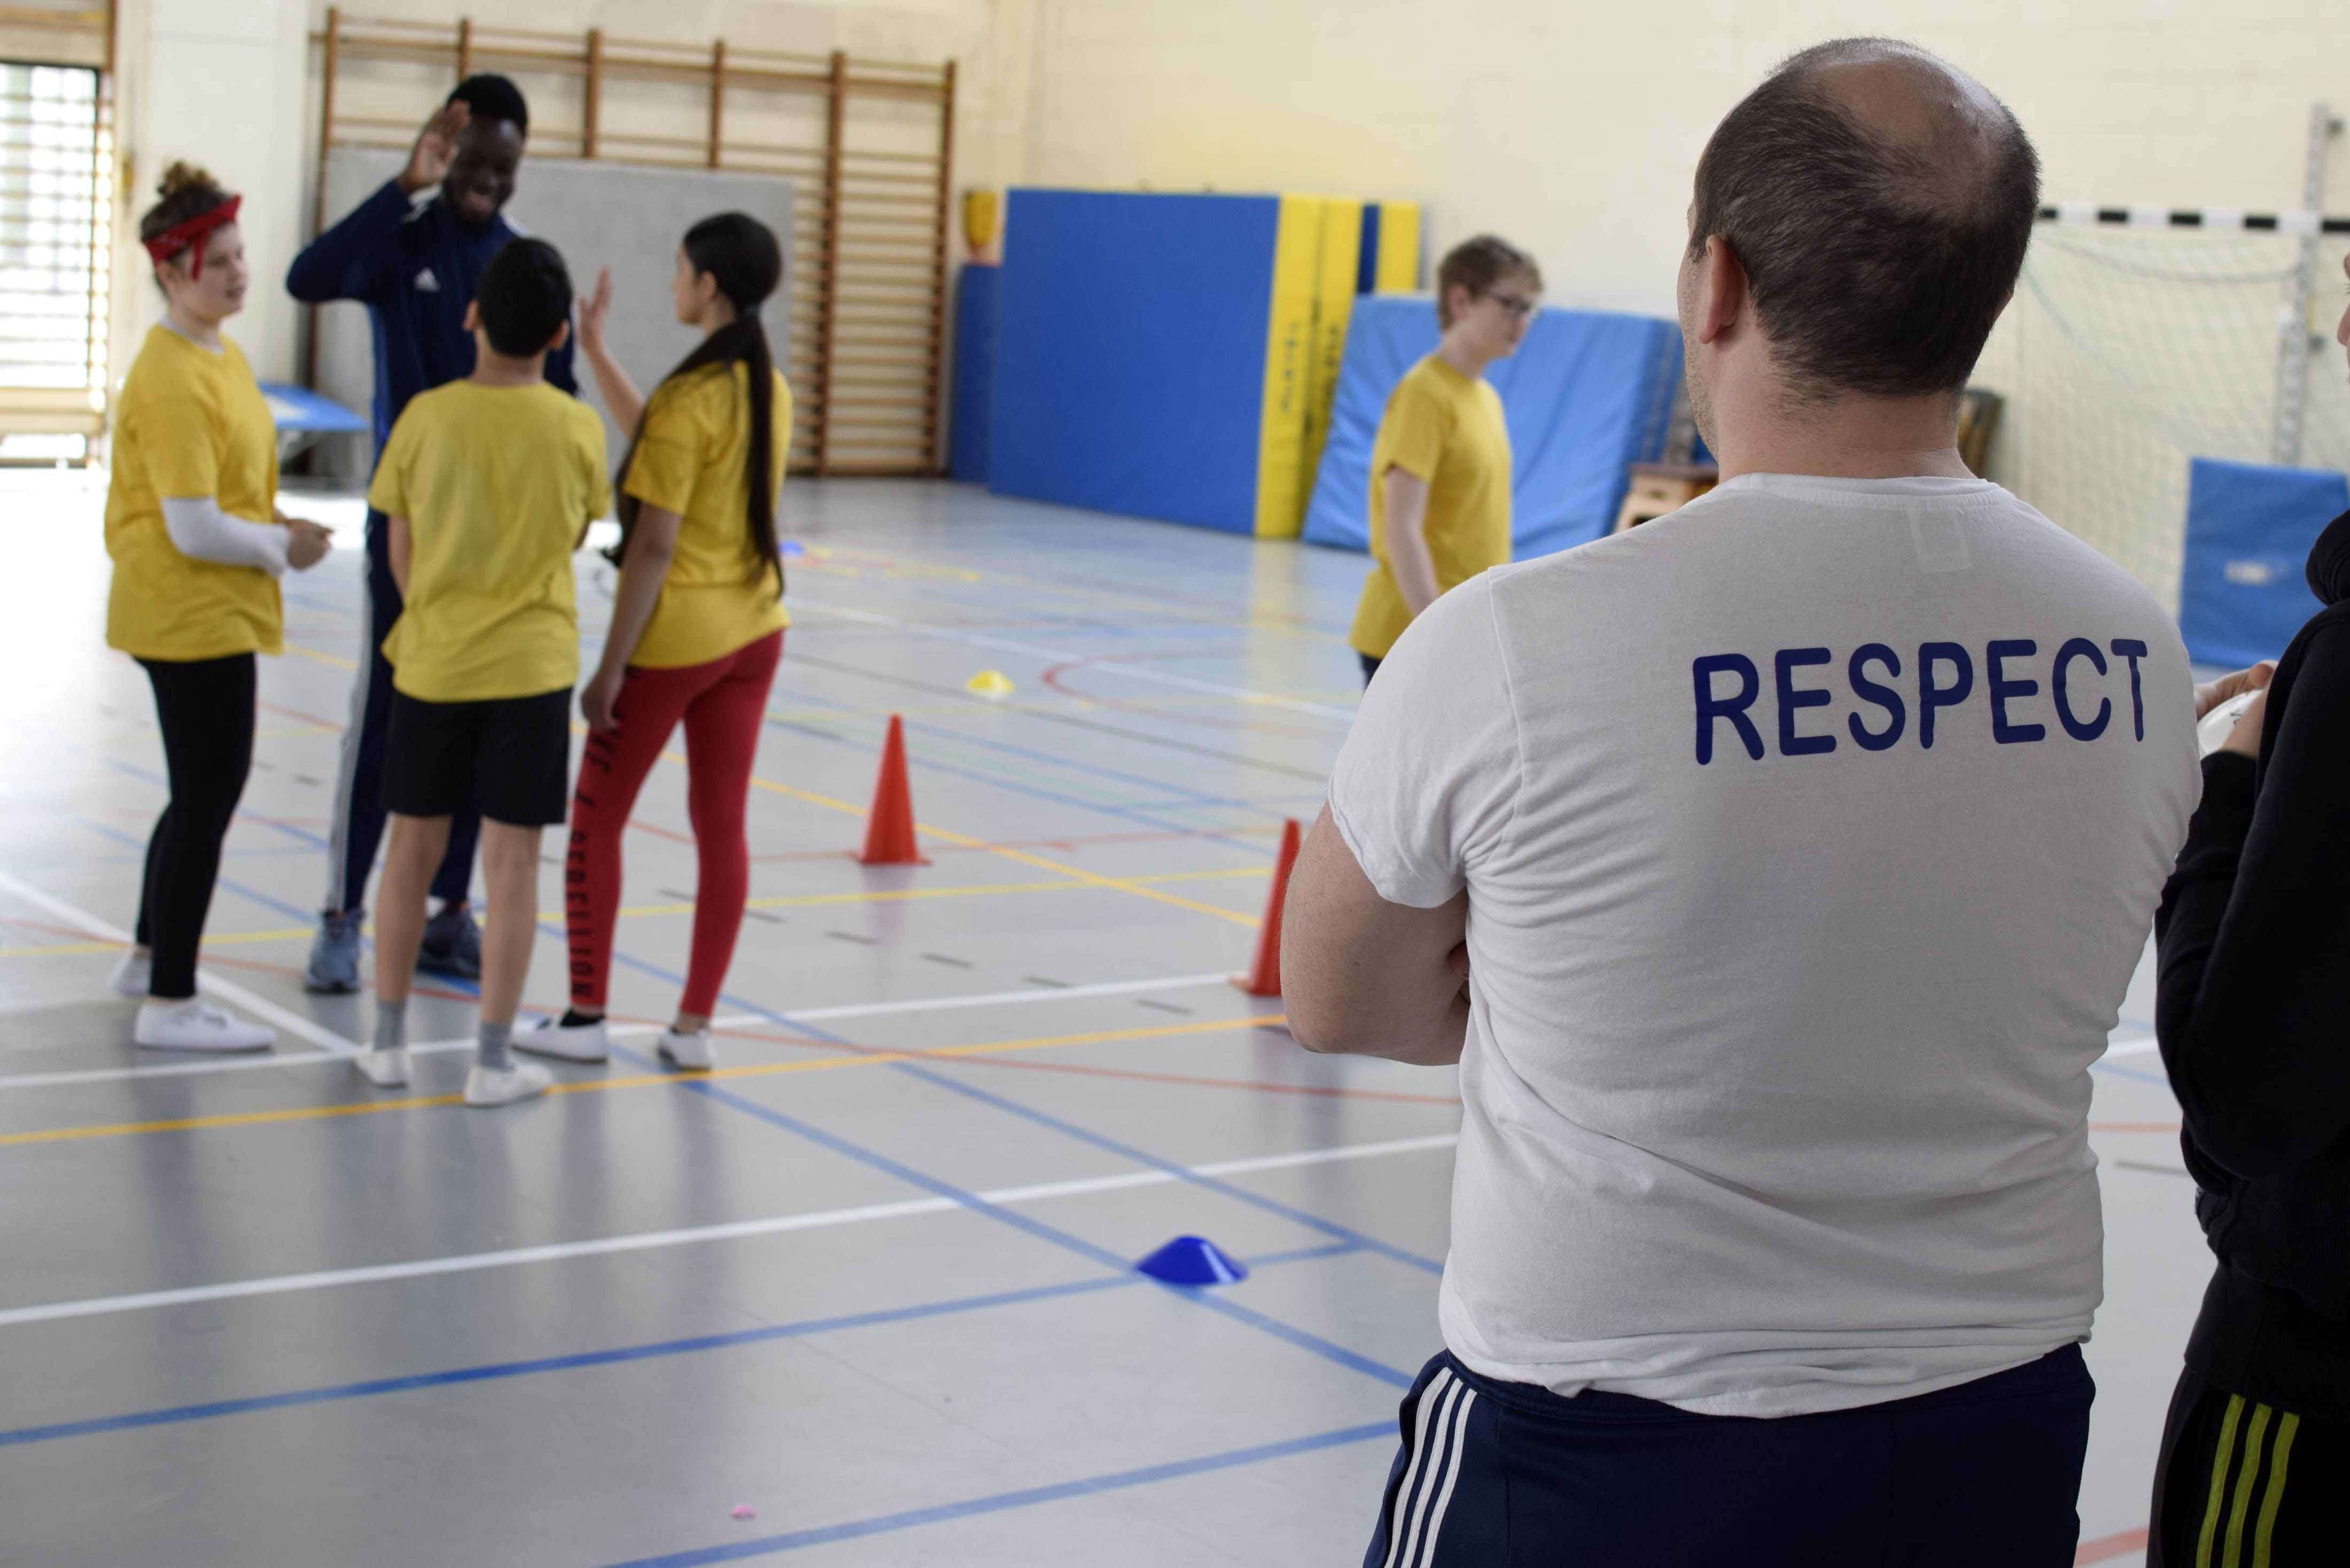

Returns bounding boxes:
[311,148,795,471]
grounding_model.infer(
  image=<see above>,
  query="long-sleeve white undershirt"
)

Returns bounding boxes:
[161,496,290,576]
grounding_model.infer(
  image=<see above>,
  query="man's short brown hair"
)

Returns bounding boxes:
[1688,38,2038,401]
[1437,235,1542,329]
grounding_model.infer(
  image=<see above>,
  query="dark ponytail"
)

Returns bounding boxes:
[611,212,785,596]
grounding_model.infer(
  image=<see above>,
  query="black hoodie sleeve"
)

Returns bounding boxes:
[2156,615,2350,1177]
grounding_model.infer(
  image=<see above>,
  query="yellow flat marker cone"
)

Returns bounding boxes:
[966,669,1016,699]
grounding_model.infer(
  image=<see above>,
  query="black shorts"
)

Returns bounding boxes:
[382,687,571,827]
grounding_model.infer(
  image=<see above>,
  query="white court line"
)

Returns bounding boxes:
[793,597,1359,722]
[0,869,357,1057]
[2105,1036,2161,1059]
[0,972,1244,1093]
[0,1133,1458,1330]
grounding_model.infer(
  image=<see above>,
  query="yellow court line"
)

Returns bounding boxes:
[0,867,1269,961]
[546,864,1266,922]
[278,667,1267,929]
[740,766,1261,929]
[0,1013,1282,1149]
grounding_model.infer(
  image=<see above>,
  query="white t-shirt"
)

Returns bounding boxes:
[1328,472,2199,1418]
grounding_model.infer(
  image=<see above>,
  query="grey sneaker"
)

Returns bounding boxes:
[418,902,482,981]
[304,910,364,994]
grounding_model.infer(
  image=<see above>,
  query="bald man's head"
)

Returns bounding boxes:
[1688,38,2038,401]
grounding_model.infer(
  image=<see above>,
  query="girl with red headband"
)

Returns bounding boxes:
[104,162,334,1050]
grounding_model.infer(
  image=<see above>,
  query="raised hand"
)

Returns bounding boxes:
[578,267,614,360]
[398,100,472,196]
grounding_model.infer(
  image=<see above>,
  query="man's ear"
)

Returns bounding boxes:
[462,299,480,332]
[1695,234,1747,347]
[544,319,572,354]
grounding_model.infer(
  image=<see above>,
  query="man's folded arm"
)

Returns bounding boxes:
[1282,803,1469,1065]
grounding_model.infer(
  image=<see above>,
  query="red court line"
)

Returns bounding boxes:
[1041,654,1338,731]
[256,698,348,730]
[747,823,1287,864]
[2076,1526,2147,1563]
[203,952,478,1006]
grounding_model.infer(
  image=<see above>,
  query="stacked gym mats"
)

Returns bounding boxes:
[959,186,1685,560]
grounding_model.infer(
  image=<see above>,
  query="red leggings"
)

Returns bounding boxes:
[566,630,782,1017]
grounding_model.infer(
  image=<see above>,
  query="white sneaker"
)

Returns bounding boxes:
[354,1047,410,1088]
[513,1014,610,1063]
[107,948,151,999]
[134,998,274,1052]
[464,1061,552,1107]
[658,1028,715,1071]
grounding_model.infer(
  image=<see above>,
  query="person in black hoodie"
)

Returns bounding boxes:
[2149,433,2350,1555]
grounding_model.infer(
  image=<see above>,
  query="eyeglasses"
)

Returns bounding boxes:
[1481,292,1540,322]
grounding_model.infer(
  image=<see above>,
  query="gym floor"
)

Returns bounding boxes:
[0,472,2197,1564]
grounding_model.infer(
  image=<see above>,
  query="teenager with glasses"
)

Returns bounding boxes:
[1347,235,1541,684]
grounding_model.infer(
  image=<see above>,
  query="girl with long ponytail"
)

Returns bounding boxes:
[524,212,790,1072]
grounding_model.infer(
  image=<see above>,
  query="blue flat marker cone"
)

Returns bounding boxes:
[1135,1235,1249,1286]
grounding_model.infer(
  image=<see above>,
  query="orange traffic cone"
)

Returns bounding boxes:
[858,714,926,864]
[1232,817,1302,997]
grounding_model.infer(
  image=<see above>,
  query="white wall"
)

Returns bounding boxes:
[109,0,2350,476]
[113,0,309,386]
[114,0,1032,387]
[1013,1,2350,320]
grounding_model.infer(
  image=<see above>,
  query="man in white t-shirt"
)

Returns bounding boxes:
[1285,37,2198,1567]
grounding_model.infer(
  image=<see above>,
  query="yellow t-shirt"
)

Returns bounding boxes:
[367,380,610,703]
[620,362,793,669]
[104,325,284,661]
[1347,355,1513,660]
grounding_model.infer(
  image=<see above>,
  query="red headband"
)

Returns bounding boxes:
[142,195,240,280]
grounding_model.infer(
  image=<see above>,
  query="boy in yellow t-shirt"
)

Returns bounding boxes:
[357,238,610,1107]
[1349,236,1543,683]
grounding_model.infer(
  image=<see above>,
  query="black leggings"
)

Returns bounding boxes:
[134,654,255,999]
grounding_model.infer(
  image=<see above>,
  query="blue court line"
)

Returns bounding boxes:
[632,1052,1413,1392]
[58,801,486,999]
[894,1064,1447,1276]
[57,807,326,931]
[0,1244,1358,1451]
[103,758,332,851]
[594,1421,1393,1566]
[2092,1059,2170,1086]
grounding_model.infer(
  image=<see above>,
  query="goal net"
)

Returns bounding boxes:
[1972,221,2350,614]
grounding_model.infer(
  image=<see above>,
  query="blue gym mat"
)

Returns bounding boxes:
[951,263,999,483]
[990,190,1287,535]
[258,382,368,433]
[2178,457,2348,666]
[1299,297,1682,560]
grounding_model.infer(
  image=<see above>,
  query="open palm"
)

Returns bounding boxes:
[399,100,471,195]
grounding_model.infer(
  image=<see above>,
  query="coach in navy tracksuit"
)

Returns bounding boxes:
[289,74,578,993]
